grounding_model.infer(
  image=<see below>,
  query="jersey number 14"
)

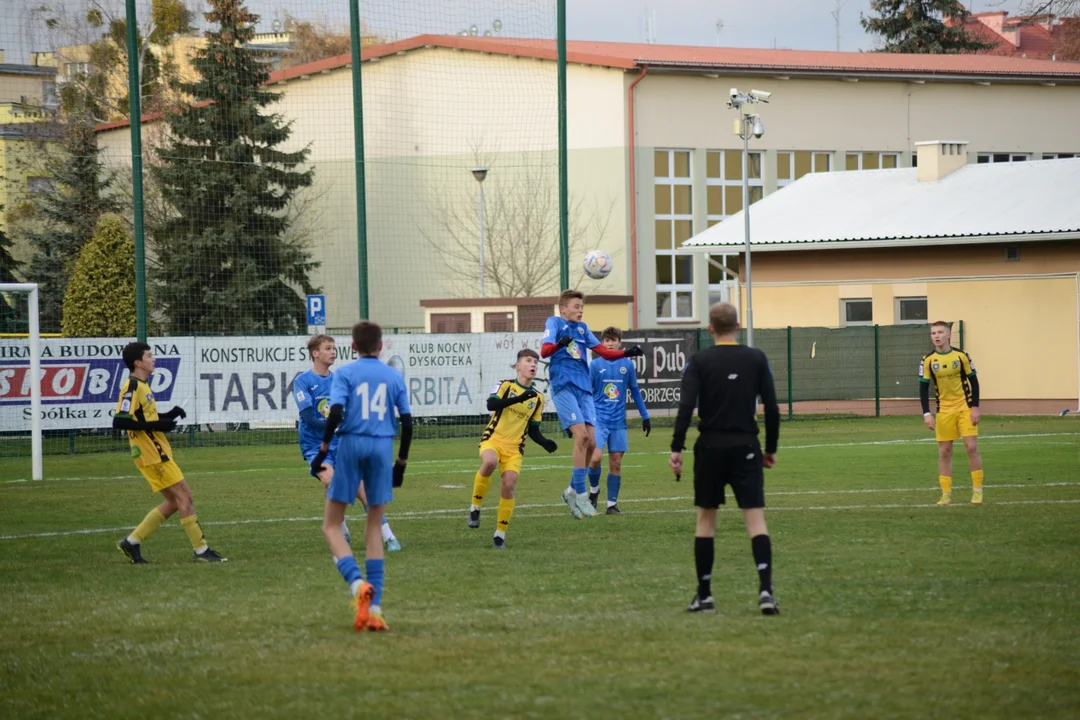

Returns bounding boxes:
[355,383,388,421]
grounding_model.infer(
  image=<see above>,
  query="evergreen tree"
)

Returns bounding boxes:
[0,206,26,332]
[861,0,998,53]
[150,0,317,335]
[21,117,122,332]
[62,214,138,337]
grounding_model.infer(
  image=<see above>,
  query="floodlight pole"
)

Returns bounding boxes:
[741,118,754,348]
[472,167,489,298]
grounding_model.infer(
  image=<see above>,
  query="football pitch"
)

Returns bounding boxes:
[2,416,1079,719]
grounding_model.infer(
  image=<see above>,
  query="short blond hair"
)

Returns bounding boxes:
[709,302,739,335]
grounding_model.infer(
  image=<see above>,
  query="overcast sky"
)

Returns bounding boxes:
[1,0,1033,65]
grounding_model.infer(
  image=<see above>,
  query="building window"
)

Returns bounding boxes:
[841,298,873,327]
[704,149,763,228]
[431,313,470,333]
[846,152,899,171]
[26,177,56,194]
[1005,246,1020,262]
[655,149,696,321]
[777,151,831,187]
[896,297,928,325]
[1043,153,1077,160]
[484,312,514,333]
[64,61,93,79]
[707,254,739,307]
[41,82,58,108]
[977,153,1029,163]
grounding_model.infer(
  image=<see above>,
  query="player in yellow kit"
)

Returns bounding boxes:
[113,342,227,563]
[467,349,559,548]
[919,321,985,506]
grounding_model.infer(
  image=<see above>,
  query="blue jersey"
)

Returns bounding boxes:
[294,369,335,458]
[544,316,600,392]
[330,357,411,437]
[591,357,649,429]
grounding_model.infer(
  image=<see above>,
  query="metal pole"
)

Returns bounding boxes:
[786,325,793,420]
[124,0,147,342]
[557,0,570,291]
[478,182,486,298]
[874,324,881,417]
[348,0,370,319]
[742,123,754,347]
[28,285,42,480]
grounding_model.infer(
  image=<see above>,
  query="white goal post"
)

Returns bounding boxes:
[1,283,42,480]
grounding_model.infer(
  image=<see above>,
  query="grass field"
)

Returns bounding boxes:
[2,416,1079,719]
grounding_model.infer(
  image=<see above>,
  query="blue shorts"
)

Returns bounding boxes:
[552,385,597,431]
[595,425,629,453]
[329,435,394,507]
[303,447,337,479]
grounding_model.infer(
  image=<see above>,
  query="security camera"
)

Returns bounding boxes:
[730,88,740,99]
[471,166,488,182]
[752,118,765,138]
[749,89,772,102]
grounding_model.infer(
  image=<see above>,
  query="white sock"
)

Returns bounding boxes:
[607,500,617,508]
[589,486,600,495]
[350,579,363,597]
[565,486,576,495]
[381,523,395,542]
[370,604,382,615]
[470,503,481,512]
[126,534,140,545]
[494,530,506,540]
[341,520,350,535]
[194,545,208,555]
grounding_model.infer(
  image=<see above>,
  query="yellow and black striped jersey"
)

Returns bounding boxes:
[115,376,173,467]
[919,348,976,413]
[480,380,544,453]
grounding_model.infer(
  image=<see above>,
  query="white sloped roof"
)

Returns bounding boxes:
[682,157,1080,250]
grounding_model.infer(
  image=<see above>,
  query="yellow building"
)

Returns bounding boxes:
[684,141,1080,412]
[0,53,59,265]
[420,295,633,334]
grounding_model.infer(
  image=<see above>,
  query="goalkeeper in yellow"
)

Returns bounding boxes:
[467,349,559,548]
[919,321,985,506]
[113,342,227,563]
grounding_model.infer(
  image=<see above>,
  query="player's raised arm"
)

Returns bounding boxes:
[541,316,571,357]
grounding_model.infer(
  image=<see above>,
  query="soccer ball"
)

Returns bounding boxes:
[583,250,612,280]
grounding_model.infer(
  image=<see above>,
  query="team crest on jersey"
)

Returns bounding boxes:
[577,327,585,334]
[932,362,940,372]
[619,366,627,374]
[952,360,960,369]
[527,401,536,409]
[604,382,620,400]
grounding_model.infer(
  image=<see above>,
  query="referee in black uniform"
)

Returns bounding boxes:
[670,302,781,615]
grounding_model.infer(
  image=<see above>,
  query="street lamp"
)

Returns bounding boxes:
[471,166,489,298]
[727,88,770,347]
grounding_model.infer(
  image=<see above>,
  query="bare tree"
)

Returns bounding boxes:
[421,150,617,299]
[999,0,1080,59]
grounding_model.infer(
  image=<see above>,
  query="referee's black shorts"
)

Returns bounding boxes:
[692,439,765,509]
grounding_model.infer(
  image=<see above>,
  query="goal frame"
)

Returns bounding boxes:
[1,283,42,480]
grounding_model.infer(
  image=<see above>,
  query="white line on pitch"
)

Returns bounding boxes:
[2,484,1079,541]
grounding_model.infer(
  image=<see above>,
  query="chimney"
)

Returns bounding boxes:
[915,141,969,182]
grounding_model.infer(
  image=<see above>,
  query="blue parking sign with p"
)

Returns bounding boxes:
[306,295,326,326]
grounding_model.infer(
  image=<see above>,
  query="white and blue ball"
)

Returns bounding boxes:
[583,249,612,280]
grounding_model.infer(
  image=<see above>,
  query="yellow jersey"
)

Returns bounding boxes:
[919,348,976,414]
[115,376,174,468]
[480,380,544,453]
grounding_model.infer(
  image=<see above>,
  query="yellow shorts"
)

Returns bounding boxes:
[935,409,978,443]
[479,441,523,476]
[138,460,185,492]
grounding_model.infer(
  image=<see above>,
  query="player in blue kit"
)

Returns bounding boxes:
[588,326,650,514]
[310,322,413,632]
[294,334,401,551]
[541,290,643,519]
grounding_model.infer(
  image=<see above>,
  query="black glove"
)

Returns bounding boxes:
[392,460,406,488]
[148,418,177,433]
[642,418,651,437]
[543,439,558,454]
[516,388,539,403]
[555,336,573,349]
[164,406,187,420]
[310,451,328,477]
[623,345,644,358]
